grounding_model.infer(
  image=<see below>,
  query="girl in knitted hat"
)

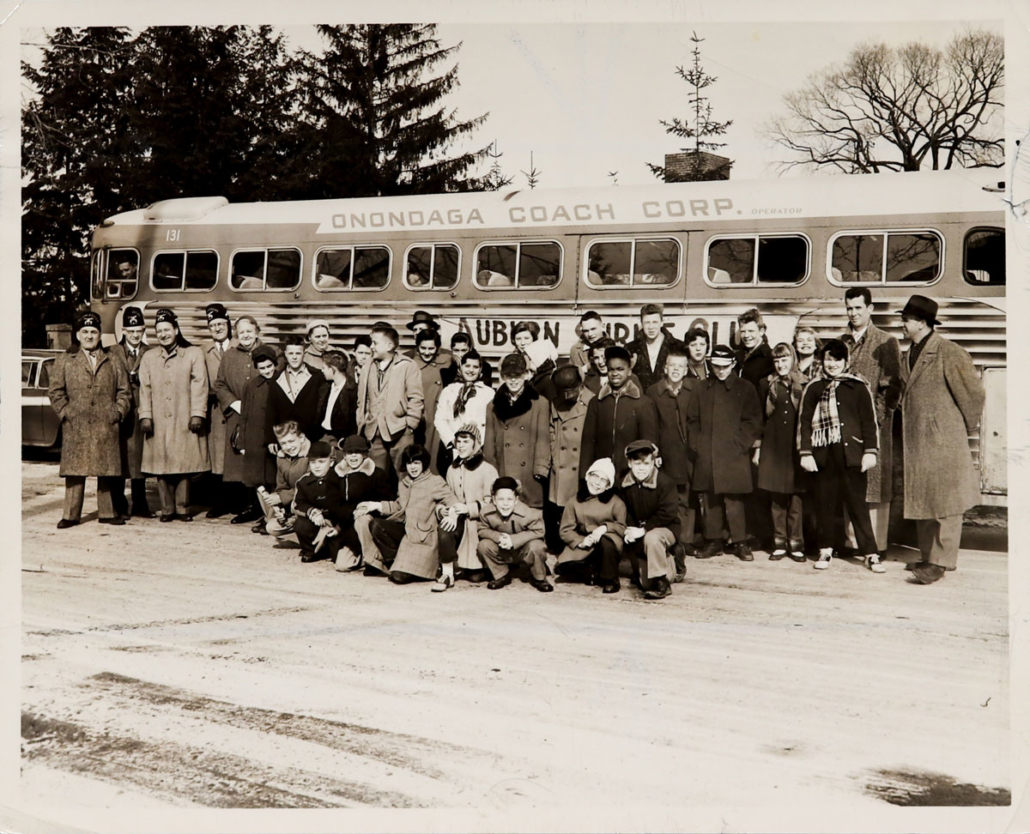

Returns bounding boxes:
[554,458,627,594]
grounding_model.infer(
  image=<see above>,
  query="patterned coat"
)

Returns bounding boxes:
[201,339,231,476]
[444,452,499,570]
[380,470,457,579]
[48,347,132,478]
[900,331,985,519]
[845,323,902,503]
[111,342,153,479]
[548,388,595,507]
[138,345,210,475]
[213,339,273,483]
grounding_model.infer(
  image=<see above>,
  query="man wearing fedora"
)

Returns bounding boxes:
[403,310,452,362]
[898,295,985,584]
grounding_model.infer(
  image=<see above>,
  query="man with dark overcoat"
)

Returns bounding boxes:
[110,305,154,517]
[48,311,132,528]
[841,287,902,555]
[898,296,985,584]
[201,303,233,517]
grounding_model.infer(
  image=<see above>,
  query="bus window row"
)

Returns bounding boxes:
[94,227,1005,300]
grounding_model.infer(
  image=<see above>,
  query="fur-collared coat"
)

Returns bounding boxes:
[444,451,499,570]
[138,345,210,475]
[484,385,550,509]
[686,372,762,495]
[111,341,153,479]
[48,347,132,478]
[548,388,595,507]
[380,470,457,579]
[580,379,659,476]
[845,323,902,503]
[900,331,985,519]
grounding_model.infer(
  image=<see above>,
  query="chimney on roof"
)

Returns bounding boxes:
[663,151,732,182]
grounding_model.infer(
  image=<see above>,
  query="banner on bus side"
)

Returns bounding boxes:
[437,315,801,357]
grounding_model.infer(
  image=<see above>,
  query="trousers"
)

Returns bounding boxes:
[478,538,548,581]
[155,475,190,516]
[813,443,876,555]
[556,537,621,583]
[915,515,963,570]
[844,501,890,552]
[62,476,117,522]
[624,527,677,582]
[702,493,747,543]
[769,492,803,548]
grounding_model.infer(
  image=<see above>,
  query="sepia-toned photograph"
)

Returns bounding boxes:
[5,1,1028,832]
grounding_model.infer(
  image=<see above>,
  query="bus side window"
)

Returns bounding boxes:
[153,253,185,291]
[757,236,807,284]
[314,247,389,291]
[831,234,884,283]
[185,251,218,291]
[353,248,389,289]
[519,242,561,287]
[106,249,139,299]
[406,244,459,290]
[476,245,517,288]
[885,233,940,282]
[266,249,301,290]
[708,238,754,284]
[964,228,1004,286]
[231,250,266,290]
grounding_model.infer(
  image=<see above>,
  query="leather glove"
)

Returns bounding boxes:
[140,418,154,437]
[189,416,205,434]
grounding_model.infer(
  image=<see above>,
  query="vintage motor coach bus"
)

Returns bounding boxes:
[88,171,1006,504]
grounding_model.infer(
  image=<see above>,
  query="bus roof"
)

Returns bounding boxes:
[100,170,1005,235]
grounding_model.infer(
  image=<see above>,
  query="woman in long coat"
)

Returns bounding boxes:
[212,315,273,522]
[48,311,132,527]
[239,346,279,493]
[138,308,210,521]
[484,353,550,509]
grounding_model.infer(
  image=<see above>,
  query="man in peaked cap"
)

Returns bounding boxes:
[201,303,233,517]
[897,295,985,584]
[111,305,154,517]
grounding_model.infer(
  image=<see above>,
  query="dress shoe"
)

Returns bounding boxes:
[789,550,807,563]
[732,542,754,561]
[159,514,177,523]
[362,564,387,577]
[300,551,321,563]
[132,507,155,519]
[465,570,489,583]
[98,517,126,526]
[601,580,621,594]
[56,518,79,530]
[644,577,671,600]
[177,514,193,522]
[230,508,262,525]
[530,578,554,593]
[487,574,514,590]
[205,507,231,519]
[911,561,946,584]
[432,574,455,593]
[696,540,723,559]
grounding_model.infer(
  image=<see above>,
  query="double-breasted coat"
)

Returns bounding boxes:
[900,331,985,519]
[201,339,232,475]
[687,372,762,495]
[48,347,132,478]
[381,470,457,579]
[138,345,210,475]
[213,340,273,483]
[844,323,902,503]
[111,341,152,479]
[755,372,806,495]
[548,388,595,507]
[484,387,551,509]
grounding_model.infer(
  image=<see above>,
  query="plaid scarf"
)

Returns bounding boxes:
[809,372,866,448]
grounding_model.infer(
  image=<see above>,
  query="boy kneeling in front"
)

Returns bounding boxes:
[476,477,553,593]
[619,440,682,600]
[293,441,341,563]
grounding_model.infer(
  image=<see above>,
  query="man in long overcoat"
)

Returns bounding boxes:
[48,311,132,528]
[110,305,153,518]
[201,303,233,516]
[898,296,985,584]
[547,366,594,551]
[687,344,763,560]
[842,288,902,554]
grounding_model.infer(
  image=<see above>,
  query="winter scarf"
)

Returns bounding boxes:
[810,371,866,448]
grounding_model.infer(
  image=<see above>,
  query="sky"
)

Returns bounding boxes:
[283,19,1005,189]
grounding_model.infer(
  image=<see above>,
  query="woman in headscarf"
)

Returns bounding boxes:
[435,349,494,474]
[138,308,210,521]
[797,338,882,573]
[213,314,277,523]
[435,423,499,590]
[554,457,627,594]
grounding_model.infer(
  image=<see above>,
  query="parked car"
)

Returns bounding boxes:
[23,349,62,448]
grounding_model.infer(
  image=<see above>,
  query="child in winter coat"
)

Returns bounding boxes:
[292,441,341,563]
[555,458,627,594]
[753,343,808,563]
[329,434,391,571]
[798,339,882,573]
[476,477,552,593]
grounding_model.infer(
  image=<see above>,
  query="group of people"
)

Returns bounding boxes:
[48,289,986,595]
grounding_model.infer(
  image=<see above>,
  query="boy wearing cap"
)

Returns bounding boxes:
[111,305,154,518]
[547,366,594,552]
[477,477,552,592]
[304,320,331,374]
[49,311,133,528]
[259,421,311,538]
[200,303,233,517]
[329,435,392,571]
[293,441,342,563]
[580,345,658,476]
[687,344,763,560]
[619,440,682,599]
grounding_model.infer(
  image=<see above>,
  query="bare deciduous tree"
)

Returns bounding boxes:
[766,29,1003,173]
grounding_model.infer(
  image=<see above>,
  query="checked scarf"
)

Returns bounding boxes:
[809,371,866,448]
